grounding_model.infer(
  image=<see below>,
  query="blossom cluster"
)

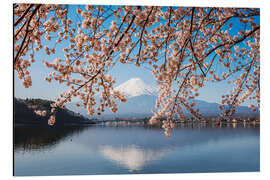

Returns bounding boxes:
[34,110,47,116]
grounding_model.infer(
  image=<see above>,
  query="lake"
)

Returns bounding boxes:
[14,124,260,176]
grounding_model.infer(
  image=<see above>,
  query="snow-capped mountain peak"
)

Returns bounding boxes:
[115,78,158,98]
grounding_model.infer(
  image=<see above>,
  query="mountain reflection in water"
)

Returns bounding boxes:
[99,145,171,171]
[14,125,260,176]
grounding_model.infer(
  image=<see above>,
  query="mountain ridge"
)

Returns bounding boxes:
[67,95,259,119]
[14,98,96,126]
[66,78,259,119]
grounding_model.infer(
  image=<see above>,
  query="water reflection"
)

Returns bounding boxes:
[14,125,87,151]
[14,125,260,176]
[99,145,170,171]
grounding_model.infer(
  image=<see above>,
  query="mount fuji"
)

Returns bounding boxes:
[104,78,158,118]
[67,78,259,119]
[114,78,158,98]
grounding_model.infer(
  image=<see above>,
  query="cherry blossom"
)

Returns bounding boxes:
[14,4,260,135]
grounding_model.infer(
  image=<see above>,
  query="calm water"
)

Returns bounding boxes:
[14,125,260,176]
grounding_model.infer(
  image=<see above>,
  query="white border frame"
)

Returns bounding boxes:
[2,0,269,180]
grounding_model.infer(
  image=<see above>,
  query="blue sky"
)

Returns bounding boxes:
[14,56,255,106]
[14,5,260,106]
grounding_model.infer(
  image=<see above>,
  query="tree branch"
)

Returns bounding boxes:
[14,4,34,27]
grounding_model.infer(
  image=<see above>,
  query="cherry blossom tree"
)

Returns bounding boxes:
[14,4,260,136]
